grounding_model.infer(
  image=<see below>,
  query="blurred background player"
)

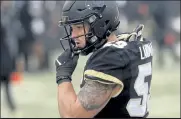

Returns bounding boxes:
[0,1,24,117]
[151,1,180,68]
[1,22,17,116]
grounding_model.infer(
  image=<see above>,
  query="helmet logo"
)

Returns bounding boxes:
[59,16,69,25]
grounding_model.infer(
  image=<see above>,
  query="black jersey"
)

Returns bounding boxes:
[80,39,153,118]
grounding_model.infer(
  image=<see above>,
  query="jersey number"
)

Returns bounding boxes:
[126,62,152,117]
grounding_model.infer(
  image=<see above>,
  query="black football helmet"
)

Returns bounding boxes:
[58,1,120,55]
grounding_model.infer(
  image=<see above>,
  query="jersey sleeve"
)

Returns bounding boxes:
[83,46,129,86]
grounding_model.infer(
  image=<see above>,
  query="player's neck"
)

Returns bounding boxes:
[107,33,118,43]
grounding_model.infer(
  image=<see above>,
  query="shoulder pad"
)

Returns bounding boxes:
[103,40,128,49]
[83,46,128,85]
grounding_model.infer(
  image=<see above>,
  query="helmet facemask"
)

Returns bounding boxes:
[58,5,109,55]
[58,3,119,55]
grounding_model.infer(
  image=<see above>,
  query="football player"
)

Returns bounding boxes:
[55,1,153,118]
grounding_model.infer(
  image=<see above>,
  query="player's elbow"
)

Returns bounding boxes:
[61,113,94,118]
[59,110,75,118]
[58,104,80,118]
[60,112,84,118]
[59,102,93,118]
[58,105,76,118]
[61,114,74,118]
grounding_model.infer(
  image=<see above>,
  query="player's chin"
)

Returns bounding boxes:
[75,44,85,49]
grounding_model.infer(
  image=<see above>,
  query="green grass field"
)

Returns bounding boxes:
[1,51,180,118]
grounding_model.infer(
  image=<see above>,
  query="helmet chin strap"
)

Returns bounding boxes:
[76,26,112,55]
[71,20,112,55]
[74,39,98,55]
[77,35,107,56]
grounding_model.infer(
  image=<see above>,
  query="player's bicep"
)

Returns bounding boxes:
[83,70,124,97]
[76,80,117,117]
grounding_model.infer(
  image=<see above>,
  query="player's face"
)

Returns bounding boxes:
[71,24,89,49]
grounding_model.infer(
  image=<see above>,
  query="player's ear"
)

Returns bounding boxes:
[84,22,90,33]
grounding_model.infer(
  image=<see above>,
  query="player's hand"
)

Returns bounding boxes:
[55,49,79,85]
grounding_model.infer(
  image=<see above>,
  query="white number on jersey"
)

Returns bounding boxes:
[126,62,152,117]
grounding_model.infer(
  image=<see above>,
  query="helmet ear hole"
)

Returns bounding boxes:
[106,30,111,37]
[112,21,120,31]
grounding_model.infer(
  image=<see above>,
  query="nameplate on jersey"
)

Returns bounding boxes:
[139,43,153,60]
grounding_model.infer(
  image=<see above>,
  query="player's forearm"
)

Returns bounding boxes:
[57,82,77,117]
[57,82,97,118]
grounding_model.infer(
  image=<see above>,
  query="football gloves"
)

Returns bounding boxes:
[55,49,79,85]
[117,24,144,42]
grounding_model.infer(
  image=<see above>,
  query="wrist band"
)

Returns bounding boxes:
[57,76,71,85]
